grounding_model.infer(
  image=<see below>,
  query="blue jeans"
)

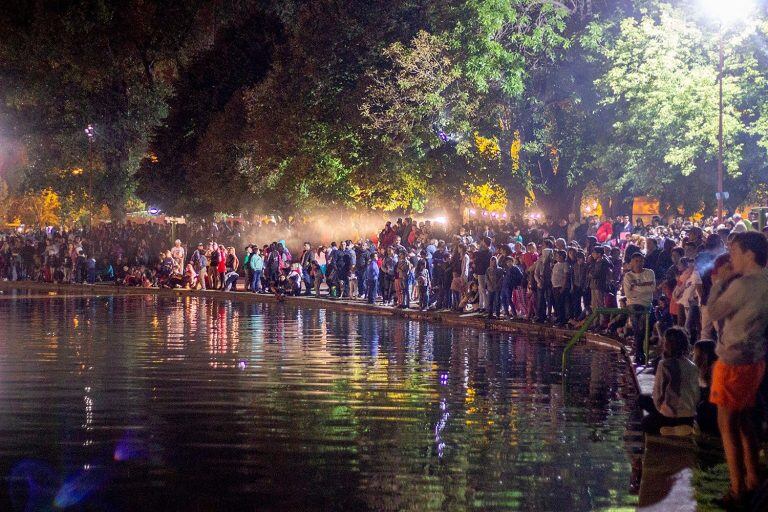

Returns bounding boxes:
[500,289,512,316]
[251,269,263,292]
[302,270,312,295]
[487,290,500,317]
[401,274,413,307]
[366,279,377,303]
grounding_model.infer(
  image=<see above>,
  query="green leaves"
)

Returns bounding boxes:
[593,2,768,211]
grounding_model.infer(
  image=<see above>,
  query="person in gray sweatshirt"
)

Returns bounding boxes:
[638,327,699,435]
[486,256,502,319]
[706,231,768,507]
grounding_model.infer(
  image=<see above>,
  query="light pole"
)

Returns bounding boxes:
[717,26,724,221]
[700,0,754,222]
[84,124,95,228]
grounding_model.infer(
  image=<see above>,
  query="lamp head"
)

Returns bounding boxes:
[700,0,754,25]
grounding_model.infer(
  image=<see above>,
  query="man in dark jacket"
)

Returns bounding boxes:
[644,237,663,280]
[336,243,352,298]
[300,242,314,295]
[475,237,492,312]
[588,246,613,321]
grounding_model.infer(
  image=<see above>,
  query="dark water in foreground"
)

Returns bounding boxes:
[0,290,636,511]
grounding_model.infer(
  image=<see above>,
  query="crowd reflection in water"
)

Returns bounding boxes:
[0,292,635,511]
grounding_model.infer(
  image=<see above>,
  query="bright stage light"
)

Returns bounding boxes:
[433,216,447,224]
[700,0,754,25]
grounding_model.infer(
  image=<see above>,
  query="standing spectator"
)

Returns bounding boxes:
[707,232,768,508]
[475,237,492,313]
[249,247,264,293]
[364,253,380,305]
[485,256,502,319]
[622,252,655,364]
[588,246,612,323]
[300,242,314,296]
[551,250,568,325]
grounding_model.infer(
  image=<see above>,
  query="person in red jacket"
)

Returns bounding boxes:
[217,245,226,289]
[596,218,614,244]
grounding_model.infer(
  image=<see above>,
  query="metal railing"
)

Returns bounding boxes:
[561,306,651,371]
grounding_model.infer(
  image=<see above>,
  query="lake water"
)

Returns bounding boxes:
[0,290,636,511]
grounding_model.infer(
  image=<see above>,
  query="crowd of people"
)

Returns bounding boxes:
[2,210,767,508]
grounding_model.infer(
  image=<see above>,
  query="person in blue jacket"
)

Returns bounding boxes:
[364,254,380,304]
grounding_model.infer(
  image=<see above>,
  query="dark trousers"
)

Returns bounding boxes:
[302,270,312,295]
[356,269,366,296]
[245,269,252,290]
[570,287,584,319]
[553,287,566,324]
[487,290,500,318]
[418,285,429,310]
[638,395,693,435]
[629,304,649,364]
[366,279,377,304]
[250,269,262,292]
[401,275,413,307]
[381,274,393,303]
[536,286,551,321]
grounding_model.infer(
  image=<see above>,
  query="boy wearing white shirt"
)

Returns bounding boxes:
[622,252,655,364]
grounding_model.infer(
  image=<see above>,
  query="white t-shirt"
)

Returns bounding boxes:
[622,268,656,306]
[680,270,702,307]
[171,246,185,261]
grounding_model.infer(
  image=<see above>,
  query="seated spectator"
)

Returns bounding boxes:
[693,340,719,436]
[638,327,699,436]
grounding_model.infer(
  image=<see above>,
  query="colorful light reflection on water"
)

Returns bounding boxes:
[0,291,637,511]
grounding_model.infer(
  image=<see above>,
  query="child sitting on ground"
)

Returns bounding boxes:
[638,326,700,436]
[458,280,479,312]
[693,339,719,436]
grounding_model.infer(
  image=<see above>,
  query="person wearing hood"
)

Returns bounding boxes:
[486,256,502,319]
[364,253,380,304]
[534,246,554,322]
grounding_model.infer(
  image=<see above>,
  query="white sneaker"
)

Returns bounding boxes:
[659,424,694,437]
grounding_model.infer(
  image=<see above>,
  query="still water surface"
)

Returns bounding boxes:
[0,291,636,511]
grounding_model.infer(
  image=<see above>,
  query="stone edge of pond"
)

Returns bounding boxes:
[0,281,633,361]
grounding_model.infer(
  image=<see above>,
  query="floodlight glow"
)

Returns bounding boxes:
[433,216,447,224]
[700,0,754,25]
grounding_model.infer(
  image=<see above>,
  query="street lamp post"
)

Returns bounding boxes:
[717,27,724,221]
[701,0,754,222]
[84,124,95,228]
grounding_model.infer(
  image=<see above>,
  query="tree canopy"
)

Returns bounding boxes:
[1,0,768,222]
